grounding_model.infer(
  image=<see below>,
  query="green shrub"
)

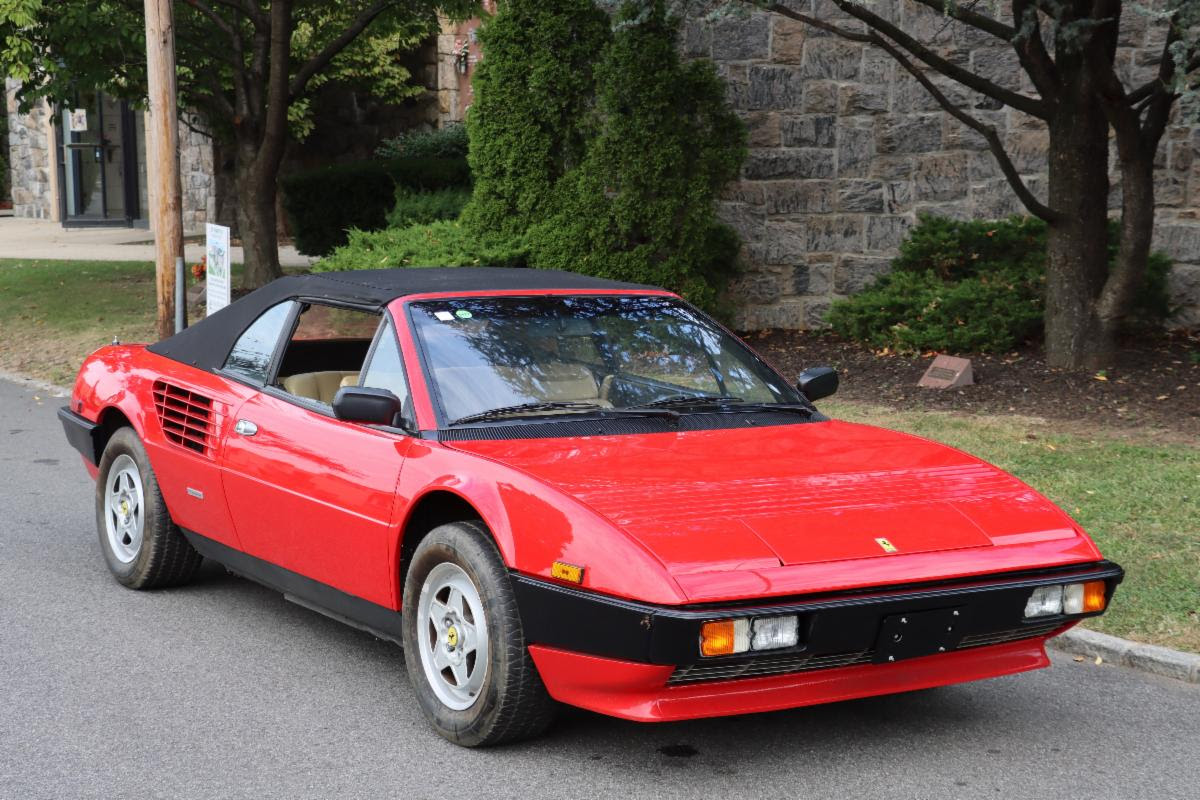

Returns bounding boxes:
[387,188,471,229]
[282,156,472,257]
[315,220,529,272]
[459,0,613,236]
[375,123,468,160]
[829,214,1175,353]
[386,155,472,191]
[526,0,747,310]
[282,161,395,257]
[828,268,1044,353]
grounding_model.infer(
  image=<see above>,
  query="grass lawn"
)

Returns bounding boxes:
[826,400,1200,654]
[2,259,1196,652]
[0,258,160,385]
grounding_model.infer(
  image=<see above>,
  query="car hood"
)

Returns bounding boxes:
[448,420,1083,579]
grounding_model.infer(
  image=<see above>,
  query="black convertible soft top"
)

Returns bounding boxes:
[146,267,658,370]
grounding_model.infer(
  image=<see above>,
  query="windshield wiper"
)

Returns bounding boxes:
[632,395,815,418]
[633,394,745,409]
[449,401,603,425]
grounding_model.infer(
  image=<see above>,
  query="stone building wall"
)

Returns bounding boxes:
[177,114,217,232]
[682,4,1200,329]
[5,78,57,220]
[5,79,216,231]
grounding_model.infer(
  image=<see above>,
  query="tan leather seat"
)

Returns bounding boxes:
[280,371,360,403]
[434,363,610,419]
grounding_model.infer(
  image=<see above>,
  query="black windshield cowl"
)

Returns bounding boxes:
[631,396,814,418]
[449,402,681,427]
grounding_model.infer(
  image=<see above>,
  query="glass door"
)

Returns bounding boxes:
[60,91,141,225]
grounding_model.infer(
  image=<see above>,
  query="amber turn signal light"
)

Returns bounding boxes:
[700,619,750,657]
[551,561,584,584]
[1082,580,1107,613]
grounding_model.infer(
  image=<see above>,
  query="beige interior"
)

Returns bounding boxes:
[434,363,612,417]
[280,371,360,403]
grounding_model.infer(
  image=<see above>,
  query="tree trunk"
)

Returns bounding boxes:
[1043,82,1112,369]
[1097,154,1155,340]
[234,151,283,290]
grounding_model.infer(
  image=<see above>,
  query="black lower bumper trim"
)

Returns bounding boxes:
[58,406,101,465]
[512,561,1124,667]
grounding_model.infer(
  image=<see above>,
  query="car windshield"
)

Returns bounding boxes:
[409,295,804,425]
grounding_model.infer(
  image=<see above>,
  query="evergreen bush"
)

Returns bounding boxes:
[459,0,613,236]
[829,215,1174,353]
[375,123,468,160]
[387,187,472,229]
[315,221,529,271]
[282,155,472,256]
[525,0,747,309]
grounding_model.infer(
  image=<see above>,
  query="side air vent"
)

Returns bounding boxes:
[152,381,216,456]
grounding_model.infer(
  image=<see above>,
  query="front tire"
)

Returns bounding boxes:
[402,521,557,746]
[94,427,202,589]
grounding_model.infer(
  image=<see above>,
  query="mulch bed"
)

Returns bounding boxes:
[742,328,1200,438]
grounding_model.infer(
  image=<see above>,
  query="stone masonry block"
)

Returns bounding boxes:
[781,115,835,148]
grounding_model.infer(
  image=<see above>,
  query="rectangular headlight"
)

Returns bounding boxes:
[1024,585,1064,618]
[752,616,799,651]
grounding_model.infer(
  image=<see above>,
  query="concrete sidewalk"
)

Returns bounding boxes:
[0,216,315,268]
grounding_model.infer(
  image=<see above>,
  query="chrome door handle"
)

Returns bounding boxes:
[234,419,258,436]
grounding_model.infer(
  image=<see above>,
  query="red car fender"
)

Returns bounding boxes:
[393,440,689,606]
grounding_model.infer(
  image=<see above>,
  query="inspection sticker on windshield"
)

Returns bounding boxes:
[434,311,455,321]
[455,309,473,319]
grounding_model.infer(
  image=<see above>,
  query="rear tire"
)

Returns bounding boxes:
[94,427,202,589]
[402,521,558,746]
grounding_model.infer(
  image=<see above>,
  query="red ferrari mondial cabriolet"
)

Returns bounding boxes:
[60,268,1121,746]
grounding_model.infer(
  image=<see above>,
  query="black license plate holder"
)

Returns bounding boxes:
[873,607,966,663]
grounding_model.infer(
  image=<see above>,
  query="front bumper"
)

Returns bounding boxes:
[513,560,1122,718]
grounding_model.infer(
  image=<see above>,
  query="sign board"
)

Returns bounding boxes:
[68,108,88,132]
[918,355,974,389]
[205,223,232,316]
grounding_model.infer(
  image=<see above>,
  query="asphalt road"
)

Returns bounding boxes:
[2,375,1198,800]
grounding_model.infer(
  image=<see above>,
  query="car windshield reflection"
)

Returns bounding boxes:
[409,295,803,425]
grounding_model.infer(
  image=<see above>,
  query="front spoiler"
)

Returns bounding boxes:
[513,561,1123,667]
[528,633,1057,722]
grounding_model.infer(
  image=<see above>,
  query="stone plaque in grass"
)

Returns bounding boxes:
[919,355,974,389]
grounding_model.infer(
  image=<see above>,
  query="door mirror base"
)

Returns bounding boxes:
[797,367,839,402]
[332,386,403,426]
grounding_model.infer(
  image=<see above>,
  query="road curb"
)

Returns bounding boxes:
[0,370,71,397]
[1048,627,1200,684]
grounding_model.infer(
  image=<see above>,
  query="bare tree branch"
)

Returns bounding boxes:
[1011,0,1060,102]
[909,0,1015,40]
[765,1,1050,119]
[763,5,1061,223]
[288,0,392,100]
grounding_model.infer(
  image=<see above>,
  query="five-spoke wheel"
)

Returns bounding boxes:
[402,521,557,746]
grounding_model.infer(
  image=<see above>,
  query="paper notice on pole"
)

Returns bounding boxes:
[205,224,232,315]
[68,109,88,132]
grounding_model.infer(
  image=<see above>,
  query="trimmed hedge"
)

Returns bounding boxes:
[375,123,468,160]
[315,221,529,272]
[828,215,1174,353]
[282,155,472,257]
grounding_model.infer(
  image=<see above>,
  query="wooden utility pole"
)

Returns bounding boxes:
[144,0,185,339]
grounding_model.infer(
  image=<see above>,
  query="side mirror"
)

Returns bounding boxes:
[332,386,403,426]
[797,367,838,402]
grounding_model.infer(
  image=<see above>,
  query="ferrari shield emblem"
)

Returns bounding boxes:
[875,537,898,553]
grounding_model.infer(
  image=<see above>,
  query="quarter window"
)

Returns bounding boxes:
[360,319,411,426]
[223,301,295,384]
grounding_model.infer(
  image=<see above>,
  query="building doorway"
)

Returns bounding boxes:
[56,90,145,227]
